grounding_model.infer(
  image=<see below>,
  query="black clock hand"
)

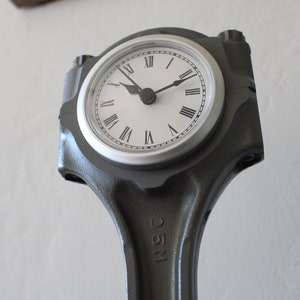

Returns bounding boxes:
[119,82,141,95]
[155,73,197,94]
[120,82,156,105]
[117,66,142,92]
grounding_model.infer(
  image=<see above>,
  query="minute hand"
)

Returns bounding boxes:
[155,74,197,94]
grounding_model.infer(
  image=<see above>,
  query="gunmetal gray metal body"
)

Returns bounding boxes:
[58,28,264,300]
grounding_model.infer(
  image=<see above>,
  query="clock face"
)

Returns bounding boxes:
[77,34,224,167]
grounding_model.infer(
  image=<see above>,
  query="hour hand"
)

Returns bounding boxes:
[117,66,142,91]
[120,82,140,95]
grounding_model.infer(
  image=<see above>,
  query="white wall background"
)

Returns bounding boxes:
[0,0,299,299]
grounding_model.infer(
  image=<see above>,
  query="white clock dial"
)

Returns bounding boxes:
[77,35,225,166]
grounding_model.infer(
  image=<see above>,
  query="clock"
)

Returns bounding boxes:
[58,28,264,300]
[77,34,224,167]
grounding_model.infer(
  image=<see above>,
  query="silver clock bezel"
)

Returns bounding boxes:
[77,34,225,166]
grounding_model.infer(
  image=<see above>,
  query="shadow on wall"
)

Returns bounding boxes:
[10,0,60,7]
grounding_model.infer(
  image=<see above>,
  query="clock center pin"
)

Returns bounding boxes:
[140,87,156,105]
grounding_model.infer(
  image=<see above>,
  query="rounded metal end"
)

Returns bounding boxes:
[140,88,157,105]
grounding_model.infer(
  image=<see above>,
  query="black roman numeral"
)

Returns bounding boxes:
[100,100,114,107]
[185,88,200,96]
[145,130,154,144]
[168,124,178,136]
[144,56,154,68]
[103,114,119,129]
[179,106,196,119]
[166,57,174,69]
[119,126,133,142]
[123,64,134,75]
[179,69,193,79]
